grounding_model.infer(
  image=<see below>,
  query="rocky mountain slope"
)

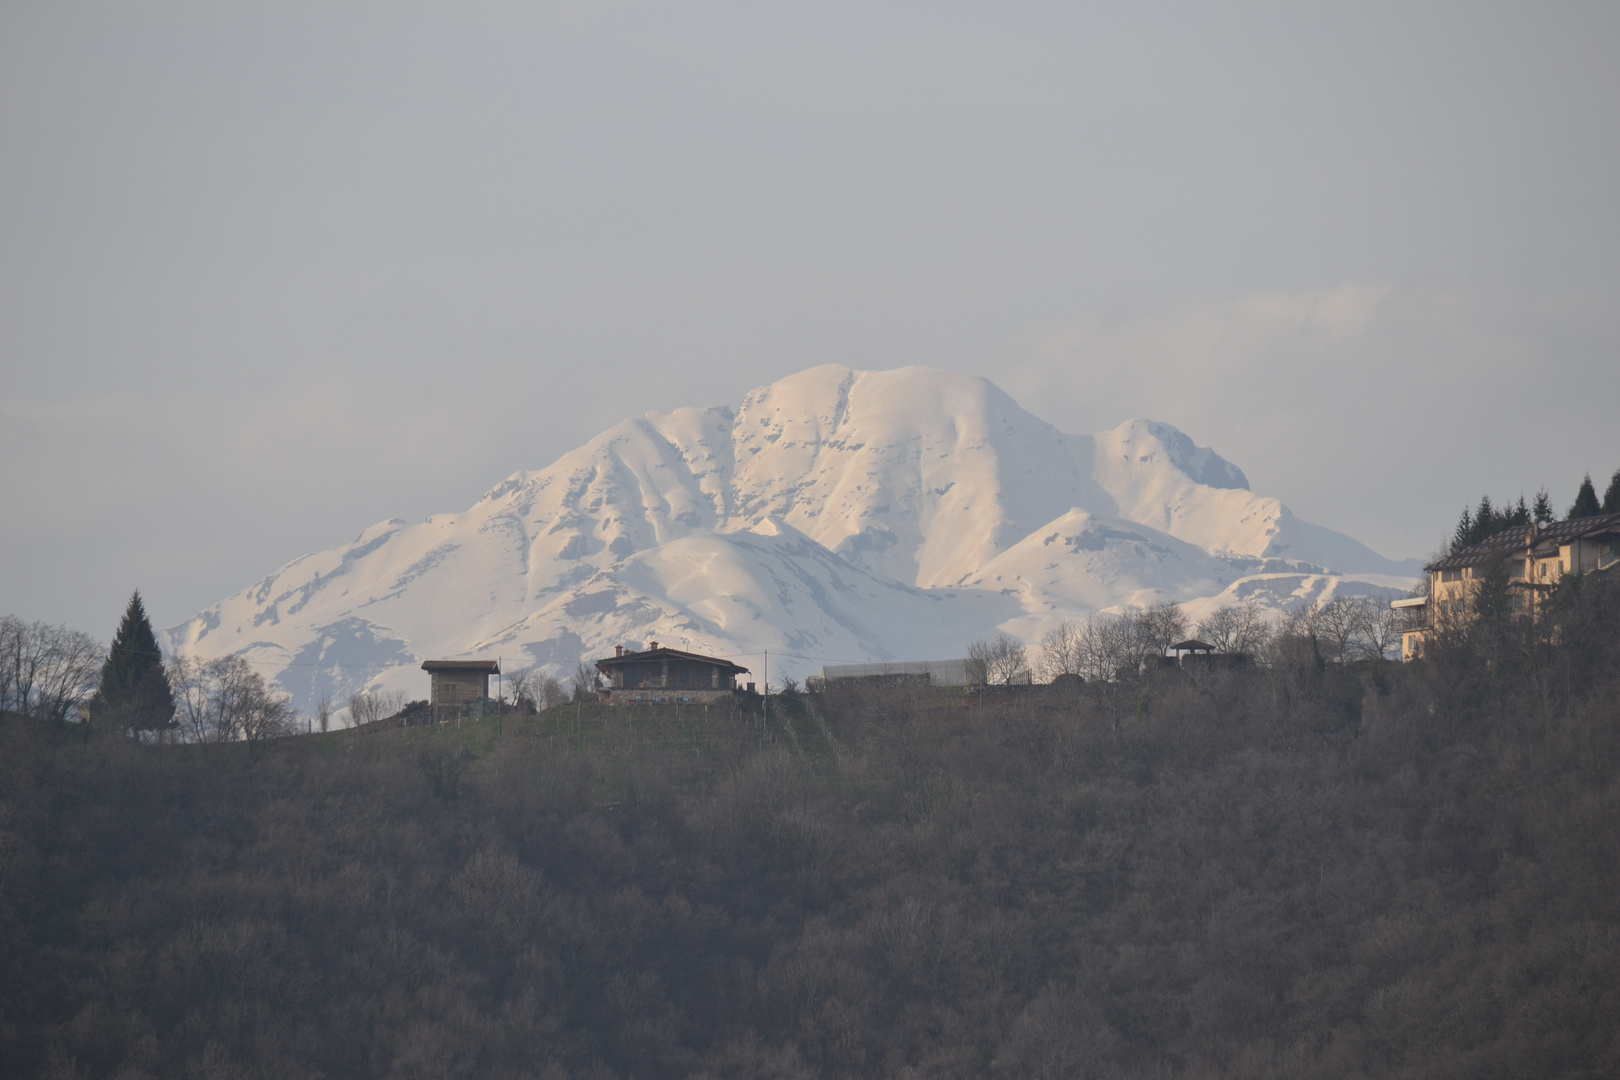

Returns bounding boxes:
[168,366,1418,712]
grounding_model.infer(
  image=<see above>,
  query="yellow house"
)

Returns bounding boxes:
[1394,512,1620,660]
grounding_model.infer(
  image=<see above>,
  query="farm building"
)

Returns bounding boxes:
[807,658,985,691]
[420,659,500,721]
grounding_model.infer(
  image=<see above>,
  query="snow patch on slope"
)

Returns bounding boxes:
[168,365,1418,713]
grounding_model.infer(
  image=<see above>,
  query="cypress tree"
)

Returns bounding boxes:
[1568,474,1601,519]
[99,591,174,730]
[1533,488,1555,524]
[1603,469,1620,515]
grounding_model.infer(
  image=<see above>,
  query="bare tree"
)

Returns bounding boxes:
[968,633,1031,685]
[37,626,105,724]
[1276,596,1399,664]
[169,656,211,742]
[537,675,568,710]
[1310,597,1362,663]
[1074,616,1120,683]
[1351,596,1400,661]
[237,671,299,743]
[0,616,104,723]
[1056,604,1193,686]
[504,665,537,713]
[317,695,332,734]
[346,689,405,729]
[1196,600,1271,657]
[1037,620,1085,682]
[1064,612,1148,730]
[169,655,297,743]
[1137,600,1190,657]
[0,616,24,715]
[1257,606,1323,670]
[1196,606,1240,654]
[1101,607,1163,680]
[570,660,599,702]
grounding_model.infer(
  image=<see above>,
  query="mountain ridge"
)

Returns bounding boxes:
[168,365,1419,712]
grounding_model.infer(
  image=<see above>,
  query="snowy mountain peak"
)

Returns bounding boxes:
[168,365,1417,714]
[1098,419,1250,491]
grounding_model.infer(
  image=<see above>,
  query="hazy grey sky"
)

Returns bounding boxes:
[4,1,1617,636]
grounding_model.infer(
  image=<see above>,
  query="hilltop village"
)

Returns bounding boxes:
[392,507,1620,728]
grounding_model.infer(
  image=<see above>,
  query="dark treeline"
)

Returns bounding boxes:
[4,576,1620,1079]
[1452,467,1620,552]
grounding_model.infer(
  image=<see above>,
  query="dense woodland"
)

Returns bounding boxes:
[3,572,1619,1079]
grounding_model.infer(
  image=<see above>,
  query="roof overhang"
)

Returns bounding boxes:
[595,647,749,675]
[420,660,501,675]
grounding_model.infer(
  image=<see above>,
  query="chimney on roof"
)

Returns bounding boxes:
[649,640,659,650]
[615,645,623,657]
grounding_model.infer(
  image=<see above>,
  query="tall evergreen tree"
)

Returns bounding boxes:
[1474,495,1495,541]
[1451,507,1475,553]
[1533,488,1555,524]
[98,591,174,731]
[1568,473,1601,519]
[1452,493,1533,552]
[1603,469,1620,515]
[1509,495,1530,527]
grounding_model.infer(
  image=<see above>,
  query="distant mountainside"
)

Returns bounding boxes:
[167,366,1419,713]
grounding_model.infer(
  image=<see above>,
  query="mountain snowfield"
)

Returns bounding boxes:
[167,366,1420,713]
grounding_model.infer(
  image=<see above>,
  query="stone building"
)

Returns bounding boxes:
[594,642,749,705]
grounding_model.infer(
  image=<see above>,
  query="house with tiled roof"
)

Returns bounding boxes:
[594,642,751,705]
[1393,513,1620,660]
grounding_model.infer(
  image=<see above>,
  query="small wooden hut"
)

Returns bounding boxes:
[421,659,500,721]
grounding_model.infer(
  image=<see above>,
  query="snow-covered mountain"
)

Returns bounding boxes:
[168,366,1419,712]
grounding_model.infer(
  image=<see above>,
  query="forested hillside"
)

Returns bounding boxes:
[3,575,1618,1079]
